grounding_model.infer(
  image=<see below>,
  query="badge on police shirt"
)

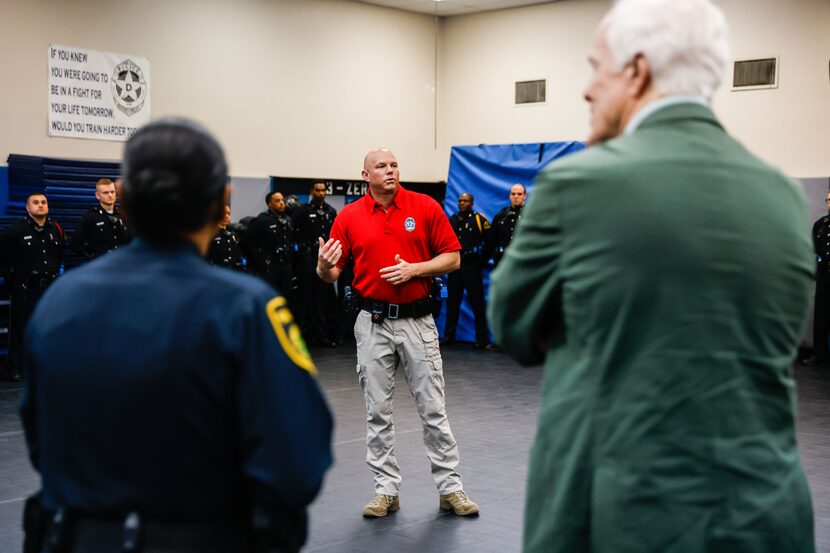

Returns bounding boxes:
[404,217,416,232]
[265,296,316,375]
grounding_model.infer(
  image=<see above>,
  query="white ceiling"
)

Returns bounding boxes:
[353,0,561,17]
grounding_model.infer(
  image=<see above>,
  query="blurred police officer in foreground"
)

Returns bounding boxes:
[443,193,493,349]
[490,183,526,268]
[0,193,64,382]
[69,177,130,259]
[243,191,294,295]
[208,204,246,271]
[20,118,333,553]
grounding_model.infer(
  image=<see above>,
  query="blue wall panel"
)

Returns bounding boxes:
[437,141,586,343]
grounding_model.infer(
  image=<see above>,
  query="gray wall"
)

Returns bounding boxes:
[229,176,270,222]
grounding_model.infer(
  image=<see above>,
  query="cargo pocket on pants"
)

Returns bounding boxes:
[415,330,445,409]
[419,326,443,371]
[357,364,374,409]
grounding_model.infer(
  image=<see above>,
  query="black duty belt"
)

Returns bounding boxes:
[265,252,290,264]
[16,272,57,289]
[42,511,243,553]
[354,295,432,322]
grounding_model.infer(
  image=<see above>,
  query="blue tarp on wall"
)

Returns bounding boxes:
[437,141,586,342]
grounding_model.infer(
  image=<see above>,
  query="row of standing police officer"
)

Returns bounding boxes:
[442,183,527,349]
[0,179,129,381]
[207,182,526,350]
[206,183,341,347]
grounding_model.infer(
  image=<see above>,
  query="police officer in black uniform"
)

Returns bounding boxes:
[490,183,526,267]
[69,177,130,259]
[0,193,64,381]
[806,190,830,365]
[291,182,339,346]
[207,204,246,271]
[442,192,492,349]
[20,118,333,553]
[243,191,295,294]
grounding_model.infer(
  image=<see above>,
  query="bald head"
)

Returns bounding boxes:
[362,149,400,203]
[363,148,396,171]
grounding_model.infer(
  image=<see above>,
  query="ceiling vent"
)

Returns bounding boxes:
[515,79,546,105]
[732,57,778,90]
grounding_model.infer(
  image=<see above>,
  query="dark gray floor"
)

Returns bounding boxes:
[0,346,828,553]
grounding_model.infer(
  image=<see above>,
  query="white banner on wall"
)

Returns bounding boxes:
[48,44,151,141]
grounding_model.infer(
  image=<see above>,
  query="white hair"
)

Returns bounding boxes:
[604,0,730,101]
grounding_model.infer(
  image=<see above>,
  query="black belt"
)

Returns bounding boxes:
[43,512,244,553]
[264,252,289,264]
[17,273,57,289]
[354,296,432,321]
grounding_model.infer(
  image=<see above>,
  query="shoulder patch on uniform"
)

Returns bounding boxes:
[265,296,317,375]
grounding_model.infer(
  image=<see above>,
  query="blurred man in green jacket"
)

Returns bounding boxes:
[488,0,816,551]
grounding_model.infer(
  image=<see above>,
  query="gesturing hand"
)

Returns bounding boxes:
[317,237,342,273]
[379,254,419,286]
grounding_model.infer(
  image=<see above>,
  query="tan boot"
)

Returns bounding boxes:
[362,494,400,517]
[439,490,480,516]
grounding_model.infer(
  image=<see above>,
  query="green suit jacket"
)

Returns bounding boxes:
[489,102,815,553]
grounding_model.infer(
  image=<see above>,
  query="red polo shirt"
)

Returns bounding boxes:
[331,185,460,304]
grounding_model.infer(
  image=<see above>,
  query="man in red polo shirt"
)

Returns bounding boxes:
[317,148,479,518]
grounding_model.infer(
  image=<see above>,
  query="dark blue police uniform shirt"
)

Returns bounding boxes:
[20,239,333,519]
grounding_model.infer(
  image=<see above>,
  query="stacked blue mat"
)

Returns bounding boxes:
[4,154,121,242]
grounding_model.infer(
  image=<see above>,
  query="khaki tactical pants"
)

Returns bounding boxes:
[354,310,463,496]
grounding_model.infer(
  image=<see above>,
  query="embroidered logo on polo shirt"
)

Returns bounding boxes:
[404,217,416,232]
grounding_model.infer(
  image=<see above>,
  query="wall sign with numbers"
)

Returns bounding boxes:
[271,177,446,203]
